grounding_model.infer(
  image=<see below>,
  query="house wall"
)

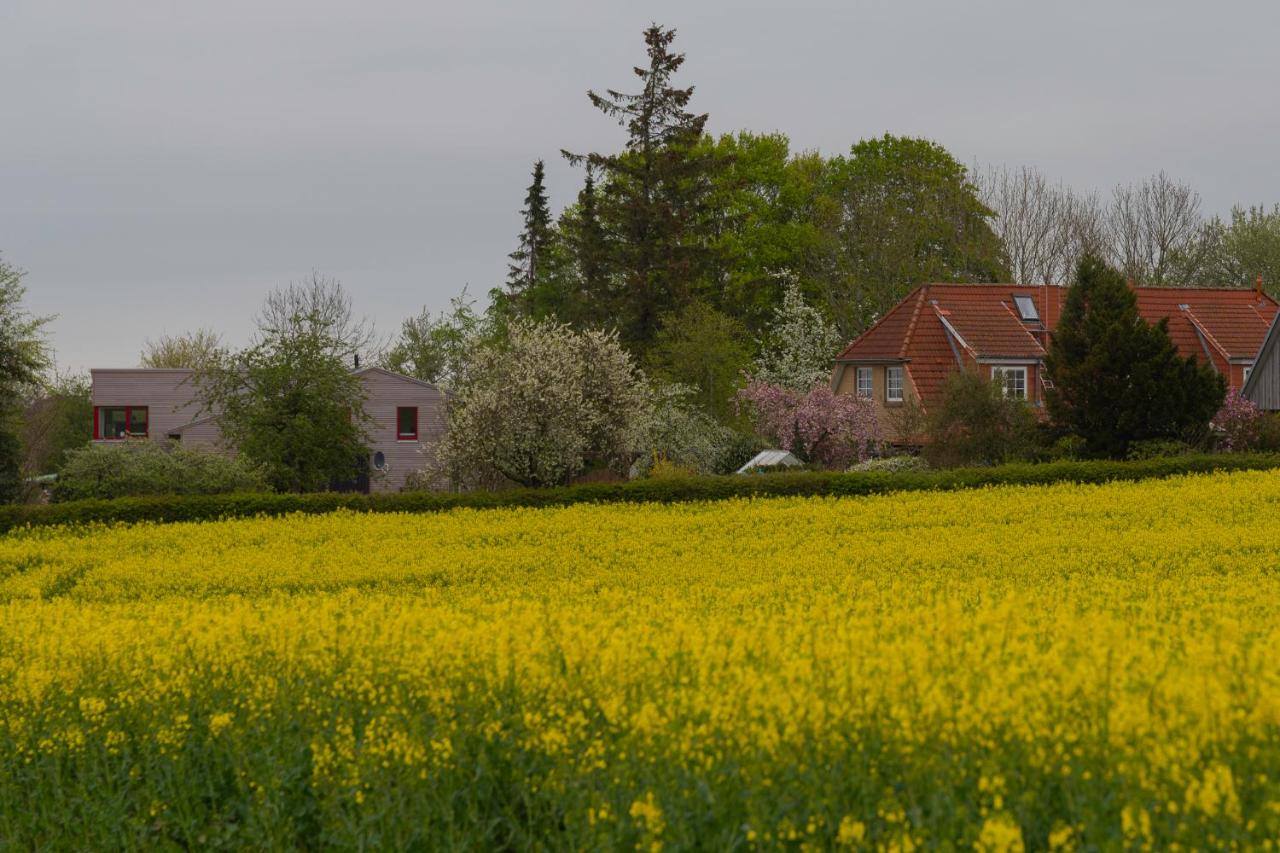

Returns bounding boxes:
[91,369,203,440]
[89,367,447,493]
[1227,362,1253,391]
[1246,353,1280,411]
[358,369,447,493]
[834,363,922,443]
[835,360,1054,444]
[177,419,225,449]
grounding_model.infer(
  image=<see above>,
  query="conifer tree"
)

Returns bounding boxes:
[564,24,729,353]
[551,168,613,327]
[1045,254,1225,457]
[502,160,553,310]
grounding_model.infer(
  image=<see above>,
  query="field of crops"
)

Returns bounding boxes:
[4,471,1280,849]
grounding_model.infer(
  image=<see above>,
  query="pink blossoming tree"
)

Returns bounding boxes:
[736,381,880,469]
[1214,389,1267,451]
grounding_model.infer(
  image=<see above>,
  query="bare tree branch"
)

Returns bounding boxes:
[255,272,383,363]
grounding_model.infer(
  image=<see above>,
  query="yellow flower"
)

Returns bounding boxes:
[629,792,665,837]
[4,470,1280,844]
[975,814,1024,853]
[837,816,866,846]
[208,712,234,736]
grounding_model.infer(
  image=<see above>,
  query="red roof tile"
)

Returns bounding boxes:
[836,283,1279,410]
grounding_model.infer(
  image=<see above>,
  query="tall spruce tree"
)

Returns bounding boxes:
[552,168,613,327]
[564,24,729,353]
[1045,255,1224,458]
[497,160,553,315]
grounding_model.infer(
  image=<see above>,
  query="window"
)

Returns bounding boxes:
[396,407,418,440]
[95,406,148,439]
[993,366,1028,400]
[1244,365,1253,384]
[1013,295,1039,321]
[885,366,904,402]
[856,366,873,398]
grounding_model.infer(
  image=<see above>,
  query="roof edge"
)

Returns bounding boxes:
[834,285,928,361]
[354,364,442,392]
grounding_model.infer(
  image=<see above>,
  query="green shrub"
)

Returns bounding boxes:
[647,457,700,480]
[1259,415,1280,452]
[924,371,1040,469]
[0,427,19,504]
[52,441,269,502]
[1125,439,1193,462]
[4,453,1279,533]
[848,455,929,473]
[1043,434,1087,461]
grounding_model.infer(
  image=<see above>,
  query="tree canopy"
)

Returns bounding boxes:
[434,319,649,488]
[0,255,53,503]
[1045,255,1225,458]
[140,329,226,370]
[197,279,372,492]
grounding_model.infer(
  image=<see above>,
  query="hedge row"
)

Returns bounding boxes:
[5,453,1280,534]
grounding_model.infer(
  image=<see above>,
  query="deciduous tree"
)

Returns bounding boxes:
[821,135,1008,336]
[0,254,53,502]
[1198,204,1280,291]
[1107,171,1210,285]
[644,301,751,422]
[140,328,226,369]
[978,165,1107,285]
[433,319,648,488]
[923,370,1039,468]
[751,279,842,392]
[736,381,878,469]
[18,372,92,479]
[197,278,372,492]
[382,290,486,389]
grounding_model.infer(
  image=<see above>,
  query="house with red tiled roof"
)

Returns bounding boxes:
[832,283,1279,441]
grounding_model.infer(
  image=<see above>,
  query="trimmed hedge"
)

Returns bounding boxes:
[4,453,1280,534]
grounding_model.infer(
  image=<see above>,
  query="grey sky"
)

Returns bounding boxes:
[5,0,1278,373]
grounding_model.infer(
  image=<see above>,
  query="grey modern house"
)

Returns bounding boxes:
[1242,313,1280,411]
[90,366,446,492]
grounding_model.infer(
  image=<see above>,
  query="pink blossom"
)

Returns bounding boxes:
[736,381,880,469]
[1214,389,1266,452]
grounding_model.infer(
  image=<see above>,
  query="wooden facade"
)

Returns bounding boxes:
[1242,314,1280,411]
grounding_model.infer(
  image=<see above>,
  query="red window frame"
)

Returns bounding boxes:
[93,405,149,440]
[396,406,418,441]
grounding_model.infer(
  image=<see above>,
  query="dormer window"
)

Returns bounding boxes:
[1013,295,1039,321]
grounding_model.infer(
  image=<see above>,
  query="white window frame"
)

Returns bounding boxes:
[1243,365,1253,384]
[885,366,904,402]
[856,366,873,398]
[993,366,1028,400]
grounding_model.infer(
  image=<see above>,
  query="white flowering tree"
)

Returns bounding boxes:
[632,382,738,476]
[751,279,844,392]
[433,319,648,488]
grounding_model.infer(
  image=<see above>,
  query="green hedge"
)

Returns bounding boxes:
[4,453,1279,534]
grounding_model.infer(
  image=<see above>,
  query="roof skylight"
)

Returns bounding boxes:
[1013,294,1039,321]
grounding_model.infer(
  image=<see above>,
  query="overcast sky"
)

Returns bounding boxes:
[5,0,1279,372]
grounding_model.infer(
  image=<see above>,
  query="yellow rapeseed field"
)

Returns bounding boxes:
[4,471,1280,849]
